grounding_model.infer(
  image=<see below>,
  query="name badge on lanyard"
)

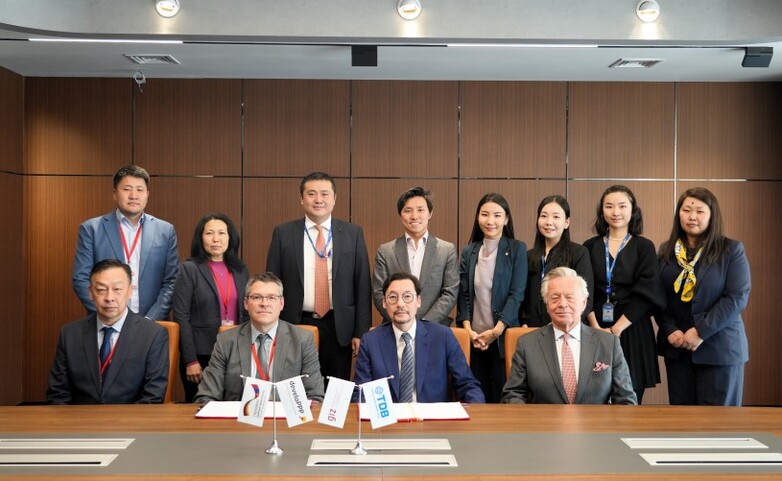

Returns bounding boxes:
[602,234,631,325]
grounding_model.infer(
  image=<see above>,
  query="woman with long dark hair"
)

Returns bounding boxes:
[657,187,750,405]
[173,213,249,402]
[457,193,527,403]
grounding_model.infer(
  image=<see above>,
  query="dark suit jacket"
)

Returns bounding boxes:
[352,320,485,403]
[657,239,751,366]
[47,311,169,404]
[372,235,459,325]
[457,236,527,356]
[266,218,371,346]
[194,321,324,403]
[72,210,179,321]
[502,324,637,405]
[172,259,250,366]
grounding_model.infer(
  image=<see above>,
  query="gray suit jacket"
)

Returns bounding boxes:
[502,324,637,405]
[372,235,459,325]
[194,321,324,404]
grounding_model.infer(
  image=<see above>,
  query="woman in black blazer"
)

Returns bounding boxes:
[457,193,527,403]
[657,187,750,406]
[173,213,249,403]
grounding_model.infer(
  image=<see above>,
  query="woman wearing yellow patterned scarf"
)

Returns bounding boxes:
[657,187,750,406]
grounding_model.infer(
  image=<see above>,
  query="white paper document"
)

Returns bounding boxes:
[195,401,290,419]
[359,402,469,421]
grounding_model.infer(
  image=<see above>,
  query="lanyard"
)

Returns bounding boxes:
[250,336,277,381]
[119,223,143,262]
[99,336,119,378]
[603,233,631,299]
[304,226,333,259]
[540,255,547,281]
[208,264,234,320]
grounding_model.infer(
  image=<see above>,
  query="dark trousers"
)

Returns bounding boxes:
[665,354,745,406]
[301,311,353,384]
[470,341,505,403]
[179,354,211,403]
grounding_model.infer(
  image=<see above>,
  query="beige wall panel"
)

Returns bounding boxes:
[244,80,350,177]
[461,81,567,178]
[569,82,674,179]
[25,78,131,175]
[0,68,23,173]
[0,174,23,405]
[677,181,780,406]
[353,81,458,178]
[134,79,242,176]
[242,178,350,276]
[678,83,782,180]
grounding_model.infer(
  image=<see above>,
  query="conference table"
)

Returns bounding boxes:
[1,403,781,480]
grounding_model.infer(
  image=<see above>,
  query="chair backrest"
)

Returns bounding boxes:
[218,323,319,351]
[218,324,239,334]
[450,327,471,365]
[155,321,179,404]
[504,327,538,378]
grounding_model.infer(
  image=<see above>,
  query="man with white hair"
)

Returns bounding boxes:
[502,267,636,404]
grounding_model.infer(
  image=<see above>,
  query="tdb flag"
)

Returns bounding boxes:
[318,377,355,428]
[237,377,272,427]
[361,377,397,429]
[275,376,314,428]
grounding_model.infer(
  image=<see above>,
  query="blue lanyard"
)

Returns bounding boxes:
[540,255,547,282]
[603,234,631,299]
[304,225,333,259]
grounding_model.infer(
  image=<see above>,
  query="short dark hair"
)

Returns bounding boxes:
[113,165,150,189]
[90,259,132,284]
[593,184,643,236]
[300,172,336,196]
[245,272,284,297]
[189,213,246,273]
[469,193,515,243]
[397,187,433,215]
[382,271,422,296]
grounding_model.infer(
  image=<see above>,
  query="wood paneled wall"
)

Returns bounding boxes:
[12,78,782,406]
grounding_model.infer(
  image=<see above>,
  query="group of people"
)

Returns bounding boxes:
[47,166,751,408]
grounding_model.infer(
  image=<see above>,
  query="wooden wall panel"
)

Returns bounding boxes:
[0,174,23,405]
[0,67,23,173]
[569,82,675,179]
[134,79,241,176]
[25,78,131,175]
[353,81,458,178]
[678,83,782,180]
[352,179,458,325]
[244,80,350,177]
[461,82,567,179]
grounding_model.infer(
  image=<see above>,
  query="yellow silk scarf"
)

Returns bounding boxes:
[673,238,703,303]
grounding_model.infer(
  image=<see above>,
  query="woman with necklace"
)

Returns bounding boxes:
[657,188,750,405]
[583,185,664,404]
[521,195,593,327]
[457,193,527,403]
[173,213,249,402]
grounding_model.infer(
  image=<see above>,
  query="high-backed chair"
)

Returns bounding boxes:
[155,321,179,404]
[218,323,319,351]
[504,327,538,378]
[450,327,471,365]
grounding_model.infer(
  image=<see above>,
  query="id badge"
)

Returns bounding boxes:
[602,303,615,324]
[221,319,235,326]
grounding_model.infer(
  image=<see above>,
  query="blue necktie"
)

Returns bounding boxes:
[399,332,414,403]
[99,327,115,381]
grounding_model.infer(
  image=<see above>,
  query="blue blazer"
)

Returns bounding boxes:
[657,239,751,366]
[72,211,179,321]
[352,320,485,403]
[457,236,527,355]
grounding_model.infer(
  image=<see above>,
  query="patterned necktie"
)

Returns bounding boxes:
[257,333,270,374]
[399,332,414,402]
[561,332,577,404]
[99,327,115,381]
[314,225,330,318]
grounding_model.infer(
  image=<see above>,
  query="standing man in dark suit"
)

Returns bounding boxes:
[266,172,371,381]
[72,165,179,321]
[48,259,169,404]
[373,187,459,326]
[354,272,484,403]
[502,267,636,405]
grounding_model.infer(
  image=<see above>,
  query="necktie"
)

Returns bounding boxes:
[258,333,270,374]
[561,332,577,404]
[399,332,414,403]
[314,225,330,318]
[100,327,115,382]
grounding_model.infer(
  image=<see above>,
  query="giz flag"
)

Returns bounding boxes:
[237,377,272,427]
[275,375,314,428]
[317,377,355,428]
[361,377,397,429]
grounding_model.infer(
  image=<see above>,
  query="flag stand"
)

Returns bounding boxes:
[266,383,283,455]
[350,385,367,455]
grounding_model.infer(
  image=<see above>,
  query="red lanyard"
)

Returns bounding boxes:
[99,336,119,378]
[208,265,234,320]
[250,336,276,381]
[119,223,143,262]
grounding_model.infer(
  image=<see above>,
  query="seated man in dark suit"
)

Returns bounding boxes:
[195,272,324,404]
[353,272,484,403]
[502,267,636,405]
[48,259,169,404]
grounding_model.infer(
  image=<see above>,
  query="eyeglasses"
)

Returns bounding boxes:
[246,294,281,303]
[385,292,417,304]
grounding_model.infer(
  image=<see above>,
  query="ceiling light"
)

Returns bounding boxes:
[636,0,660,23]
[155,0,180,18]
[397,0,421,20]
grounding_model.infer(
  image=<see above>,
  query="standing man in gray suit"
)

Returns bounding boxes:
[373,187,459,326]
[195,272,324,403]
[502,267,636,405]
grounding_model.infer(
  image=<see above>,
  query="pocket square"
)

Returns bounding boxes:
[592,362,610,372]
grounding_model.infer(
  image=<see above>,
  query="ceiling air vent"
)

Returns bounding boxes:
[123,54,180,65]
[608,58,662,69]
